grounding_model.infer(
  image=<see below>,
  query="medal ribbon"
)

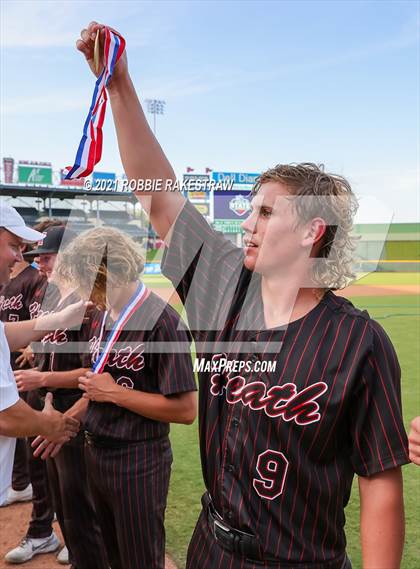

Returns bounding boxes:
[92,282,149,373]
[64,28,125,180]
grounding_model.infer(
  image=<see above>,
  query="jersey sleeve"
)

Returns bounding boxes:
[349,320,409,476]
[147,309,197,397]
[24,270,46,308]
[161,200,244,333]
[0,323,19,411]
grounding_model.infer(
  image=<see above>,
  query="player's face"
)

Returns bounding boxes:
[241,182,313,277]
[0,229,24,286]
[38,253,57,279]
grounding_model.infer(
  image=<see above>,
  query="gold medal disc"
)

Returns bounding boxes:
[94,30,100,74]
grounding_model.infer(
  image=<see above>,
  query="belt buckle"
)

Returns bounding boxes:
[213,518,235,551]
[214,517,230,535]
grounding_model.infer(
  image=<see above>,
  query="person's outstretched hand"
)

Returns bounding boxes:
[41,393,80,444]
[76,21,128,83]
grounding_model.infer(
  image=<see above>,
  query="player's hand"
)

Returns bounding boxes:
[51,299,94,330]
[31,436,64,460]
[41,393,80,443]
[408,416,420,466]
[14,368,45,392]
[78,371,118,403]
[15,346,35,368]
[76,21,128,83]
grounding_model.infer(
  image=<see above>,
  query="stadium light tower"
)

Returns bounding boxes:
[145,99,166,136]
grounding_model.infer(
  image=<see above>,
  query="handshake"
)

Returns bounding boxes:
[30,393,80,460]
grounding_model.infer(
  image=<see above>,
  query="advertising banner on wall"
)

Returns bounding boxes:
[18,162,52,185]
[92,171,116,182]
[213,189,252,220]
[60,169,85,186]
[3,157,14,183]
[213,219,244,233]
[194,203,209,215]
[211,171,259,185]
[183,174,210,202]
[91,171,117,190]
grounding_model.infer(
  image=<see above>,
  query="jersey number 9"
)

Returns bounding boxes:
[253,449,289,500]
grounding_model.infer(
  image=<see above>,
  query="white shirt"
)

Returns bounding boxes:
[0,322,19,504]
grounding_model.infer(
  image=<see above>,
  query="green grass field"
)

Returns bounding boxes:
[354,272,419,286]
[143,271,420,289]
[164,291,420,568]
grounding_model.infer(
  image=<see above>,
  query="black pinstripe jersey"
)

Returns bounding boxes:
[162,200,409,567]
[0,265,45,369]
[82,289,197,442]
[35,288,90,409]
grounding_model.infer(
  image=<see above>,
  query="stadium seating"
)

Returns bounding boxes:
[89,210,132,223]
[15,207,39,225]
[42,208,87,222]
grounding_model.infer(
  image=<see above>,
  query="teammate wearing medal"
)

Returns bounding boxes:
[34,226,197,569]
[75,22,410,569]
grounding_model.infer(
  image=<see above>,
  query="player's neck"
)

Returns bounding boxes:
[109,281,140,319]
[261,273,324,329]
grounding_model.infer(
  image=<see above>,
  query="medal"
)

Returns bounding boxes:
[94,30,100,74]
[92,283,149,374]
[64,27,125,180]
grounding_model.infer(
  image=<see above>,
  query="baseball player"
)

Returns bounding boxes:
[0,247,45,506]
[2,222,71,564]
[33,226,197,569]
[14,225,109,569]
[0,243,59,564]
[76,22,410,569]
[0,203,81,504]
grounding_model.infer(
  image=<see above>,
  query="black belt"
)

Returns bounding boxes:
[85,431,166,449]
[202,493,349,568]
[203,493,268,563]
[85,431,135,449]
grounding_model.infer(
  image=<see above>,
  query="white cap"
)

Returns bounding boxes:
[0,202,45,242]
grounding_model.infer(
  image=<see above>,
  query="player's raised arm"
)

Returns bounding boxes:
[76,22,185,242]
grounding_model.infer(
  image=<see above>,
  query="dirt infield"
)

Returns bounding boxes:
[0,502,177,568]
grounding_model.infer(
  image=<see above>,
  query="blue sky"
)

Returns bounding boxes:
[1,0,419,222]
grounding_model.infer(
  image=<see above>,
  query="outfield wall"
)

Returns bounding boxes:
[354,222,419,272]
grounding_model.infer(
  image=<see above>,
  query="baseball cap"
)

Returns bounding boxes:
[25,225,77,256]
[0,202,45,242]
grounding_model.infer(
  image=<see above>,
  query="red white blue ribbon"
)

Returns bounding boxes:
[92,282,149,373]
[64,28,125,180]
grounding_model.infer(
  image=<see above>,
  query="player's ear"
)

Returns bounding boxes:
[301,218,326,250]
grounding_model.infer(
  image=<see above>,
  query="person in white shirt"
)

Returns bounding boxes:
[0,202,82,504]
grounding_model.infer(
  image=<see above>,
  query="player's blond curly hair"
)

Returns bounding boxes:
[55,227,144,307]
[252,163,358,290]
